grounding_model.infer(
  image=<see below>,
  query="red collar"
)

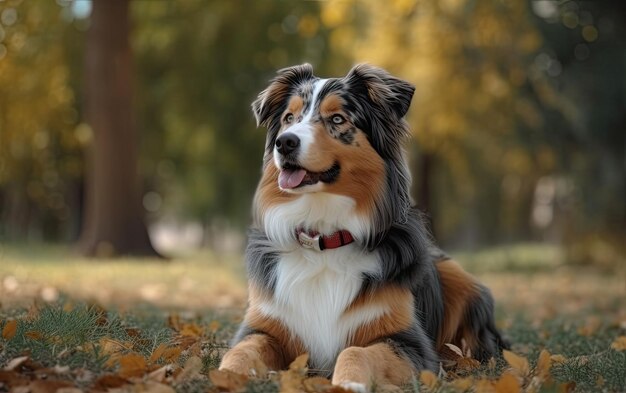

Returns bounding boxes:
[296,228,354,251]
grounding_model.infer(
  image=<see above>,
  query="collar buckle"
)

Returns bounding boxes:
[297,231,322,251]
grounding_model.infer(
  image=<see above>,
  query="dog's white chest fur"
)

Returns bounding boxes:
[260,247,381,372]
[259,193,382,373]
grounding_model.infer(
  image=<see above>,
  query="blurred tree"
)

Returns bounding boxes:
[0,0,83,241]
[132,0,340,245]
[78,0,158,257]
[322,0,544,244]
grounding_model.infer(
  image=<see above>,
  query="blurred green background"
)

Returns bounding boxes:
[0,0,624,268]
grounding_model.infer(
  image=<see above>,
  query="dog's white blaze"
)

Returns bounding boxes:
[260,192,381,372]
[273,79,328,168]
[260,247,382,373]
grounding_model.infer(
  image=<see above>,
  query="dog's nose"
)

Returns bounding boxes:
[275,133,300,155]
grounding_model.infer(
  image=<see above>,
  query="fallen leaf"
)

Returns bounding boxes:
[25,331,44,341]
[494,372,521,393]
[92,374,128,390]
[208,320,221,333]
[0,370,30,387]
[28,380,74,393]
[450,377,473,391]
[4,356,29,371]
[303,376,332,391]
[175,355,203,382]
[610,335,626,351]
[289,354,309,373]
[2,320,17,340]
[444,343,464,358]
[550,354,567,364]
[419,370,438,390]
[475,378,495,393]
[137,381,176,393]
[150,343,168,363]
[535,349,552,380]
[147,365,172,382]
[558,381,576,393]
[209,369,248,391]
[456,357,480,373]
[503,350,530,377]
[118,353,147,378]
[180,323,204,337]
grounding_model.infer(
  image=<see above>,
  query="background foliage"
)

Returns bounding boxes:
[0,0,623,264]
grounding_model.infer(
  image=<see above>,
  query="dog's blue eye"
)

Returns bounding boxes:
[284,113,294,124]
[331,115,345,125]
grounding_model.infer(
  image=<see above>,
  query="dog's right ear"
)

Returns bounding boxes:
[252,63,314,130]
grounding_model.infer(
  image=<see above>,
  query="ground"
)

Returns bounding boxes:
[0,243,624,392]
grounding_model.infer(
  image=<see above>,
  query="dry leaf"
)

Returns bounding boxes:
[610,335,626,351]
[535,349,552,380]
[28,380,74,393]
[2,320,17,340]
[303,376,332,392]
[180,323,204,337]
[503,350,530,376]
[209,369,248,391]
[419,370,438,390]
[475,378,496,393]
[150,343,168,363]
[456,357,480,373]
[92,374,128,390]
[550,354,567,364]
[4,356,29,371]
[118,353,147,378]
[25,331,44,341]
[208,320,221,333]
[289,353,309,373]
[558,381,576,393]
[494,372,521,393]
[147,365,171,382]
[450,377,473,391]
[138,381,176,393]
[444,343,464,358]
[176,355,203,382]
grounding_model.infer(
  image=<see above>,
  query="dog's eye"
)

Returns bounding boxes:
[331,114,345,125]
[284,113,294,124]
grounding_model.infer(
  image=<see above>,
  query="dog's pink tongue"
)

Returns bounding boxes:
[278,168,306,189]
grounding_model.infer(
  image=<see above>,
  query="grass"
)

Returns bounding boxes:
[0,243,625,392]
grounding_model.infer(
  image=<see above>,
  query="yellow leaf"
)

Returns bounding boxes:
[25,331,44,341]
[503,349,530,376]
[289,353,309,373]
[450,377,473,391]
[535,349,552,380]
[610,336,626,351]
[162,346,182,363]
[118,353,147,378]
[475,378,496,393]
[550,354,567,364]
[419,370,438,390]
[150,343,168,363]
[209,369,248,391]
[494,372,521,393]
[558,381,576,393]
[180,323,204,338]
[176,355,202,382]
[2,320,17,340]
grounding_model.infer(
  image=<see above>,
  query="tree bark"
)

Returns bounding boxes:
[78,0,159,257]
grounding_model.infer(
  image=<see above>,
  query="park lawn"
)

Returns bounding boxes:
[0,244,625,392]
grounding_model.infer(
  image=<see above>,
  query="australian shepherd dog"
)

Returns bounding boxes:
[220,64,508,390]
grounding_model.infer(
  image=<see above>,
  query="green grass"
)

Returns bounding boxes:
[1,243,624,392]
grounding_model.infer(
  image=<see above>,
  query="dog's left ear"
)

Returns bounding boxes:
[346,64,415,119]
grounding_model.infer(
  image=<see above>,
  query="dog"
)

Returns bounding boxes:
[219,64,507,390]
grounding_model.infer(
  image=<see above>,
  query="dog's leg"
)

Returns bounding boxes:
[219,333,285,376]
[331,342,417,392]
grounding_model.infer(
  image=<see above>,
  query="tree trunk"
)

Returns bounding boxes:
[78,0,159,257]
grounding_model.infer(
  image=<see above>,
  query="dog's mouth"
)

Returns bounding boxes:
[278,162,340,190]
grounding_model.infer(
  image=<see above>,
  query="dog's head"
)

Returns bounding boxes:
[252,64,415,246]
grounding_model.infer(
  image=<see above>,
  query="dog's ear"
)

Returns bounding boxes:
[252,63,314,129]
[346,64,415,119]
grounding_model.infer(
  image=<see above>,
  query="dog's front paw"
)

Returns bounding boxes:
[337,381,369,393]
